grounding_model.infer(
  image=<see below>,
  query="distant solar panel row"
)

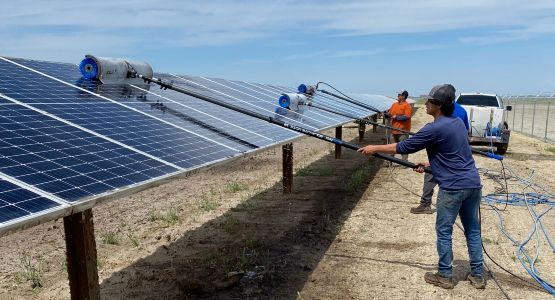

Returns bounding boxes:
[0,55,390,234]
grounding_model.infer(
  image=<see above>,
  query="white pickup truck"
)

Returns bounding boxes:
[456,93,512,154]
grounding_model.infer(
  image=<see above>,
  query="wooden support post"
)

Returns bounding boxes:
[359,121,367,142]
[372,115,378,133]
[64,209,100,300]
[282,143,293,194]
[335,126,343,159]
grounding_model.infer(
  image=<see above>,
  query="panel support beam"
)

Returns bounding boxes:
[282,143,293,194]
[335,126,343,159]
[64,209,100,300]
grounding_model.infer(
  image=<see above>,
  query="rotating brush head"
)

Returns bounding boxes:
[79,54,153,85]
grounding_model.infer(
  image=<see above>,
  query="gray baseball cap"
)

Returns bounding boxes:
[426,84,456,103]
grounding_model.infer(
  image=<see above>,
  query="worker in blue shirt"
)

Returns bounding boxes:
[358,84,485,290]
[411,100,469,214]
[453,101,469,131]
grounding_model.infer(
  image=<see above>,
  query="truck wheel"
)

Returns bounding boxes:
[497,143,508,155]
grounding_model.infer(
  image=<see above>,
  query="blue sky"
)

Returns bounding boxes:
[2,0,555,96]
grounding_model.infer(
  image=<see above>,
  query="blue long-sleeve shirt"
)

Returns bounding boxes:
[396,116,481,190]
[453,102,469,131]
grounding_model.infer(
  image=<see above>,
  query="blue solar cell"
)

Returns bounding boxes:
[0,179,60,223]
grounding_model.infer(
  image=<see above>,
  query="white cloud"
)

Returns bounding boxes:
[2,0,555,56]
[330,49,383,58]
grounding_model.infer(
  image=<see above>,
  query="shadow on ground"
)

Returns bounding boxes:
[99,129,386,299]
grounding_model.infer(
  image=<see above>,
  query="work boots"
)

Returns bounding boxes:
[410,203,433,214]
[424,272,454,289]
[466,273,487,289]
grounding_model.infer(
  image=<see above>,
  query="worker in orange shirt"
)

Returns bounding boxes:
[386,90,412,160]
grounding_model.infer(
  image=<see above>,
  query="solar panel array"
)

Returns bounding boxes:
[0,55,392,234]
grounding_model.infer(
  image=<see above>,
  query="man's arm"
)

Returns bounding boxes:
[358,143,397,155]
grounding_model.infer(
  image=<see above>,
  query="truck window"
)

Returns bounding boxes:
[456,95,499,107]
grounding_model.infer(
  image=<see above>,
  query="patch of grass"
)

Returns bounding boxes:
[345,169,368,192]
[19,254,43,289]
[147,210,163,222]
[60,261,68,275]
[201,250,220,270]
[295,165,311,177]
[482,237,499,245]
[164,207,180,225]
[546,147,555,154]
[223,214,239,233]
[225,181,248,193]
[101,232,119,245]
[245,235,263,249]
[231,192,261,214]
[296,165,334,177]
[97,256,104,269]
[199,192,219,211]
[128,234,140,247]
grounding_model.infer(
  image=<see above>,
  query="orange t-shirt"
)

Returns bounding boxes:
[388,101,412,134]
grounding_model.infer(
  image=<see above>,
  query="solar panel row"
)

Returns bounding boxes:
[0,55,389,234]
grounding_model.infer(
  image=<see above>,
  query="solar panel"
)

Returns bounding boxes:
[0,176,63,224]
[0,58,241,168]
[140,79,298,146]
[0,97,178,201]
[0,55,394,234]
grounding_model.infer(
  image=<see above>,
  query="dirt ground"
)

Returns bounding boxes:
[1,105,554,299]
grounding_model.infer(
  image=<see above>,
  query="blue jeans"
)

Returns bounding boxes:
[436,188,483,278]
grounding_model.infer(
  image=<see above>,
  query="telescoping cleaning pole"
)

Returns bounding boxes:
[295,85,504,161]
[279,92,411,133]
[300,83,384,114]
[77,55,432,173]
